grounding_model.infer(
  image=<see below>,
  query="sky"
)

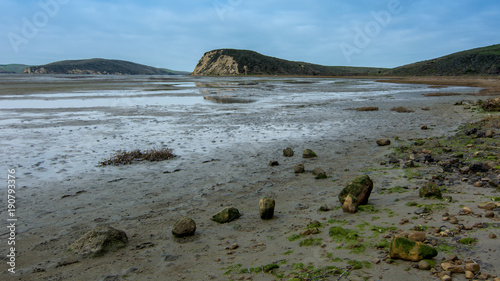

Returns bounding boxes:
[1,0,499,71]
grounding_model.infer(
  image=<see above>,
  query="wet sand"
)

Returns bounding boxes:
[1,75,499,281]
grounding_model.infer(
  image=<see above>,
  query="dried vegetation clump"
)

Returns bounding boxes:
[355,106,379,112]
[391,106,414,113]
[100,148,176,166]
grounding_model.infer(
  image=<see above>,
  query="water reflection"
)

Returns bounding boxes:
[203,95,255,104]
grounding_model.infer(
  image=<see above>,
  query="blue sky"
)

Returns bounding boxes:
[1,0,499,71]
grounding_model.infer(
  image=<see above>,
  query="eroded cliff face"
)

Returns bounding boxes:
[192,50,244,76]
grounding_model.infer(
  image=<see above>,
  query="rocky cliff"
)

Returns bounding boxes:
[192,49,386,76]
[23,59,186,75]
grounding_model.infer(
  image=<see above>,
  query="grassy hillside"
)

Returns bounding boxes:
[0,64,31,74]
[386,44,500,76]
[23,59,186,75]
[193,49,387,76]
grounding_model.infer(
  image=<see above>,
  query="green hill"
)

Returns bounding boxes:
[386,44,500,76]
[192,49,387,76]
[0,64,31,74]
[23,58,188,75]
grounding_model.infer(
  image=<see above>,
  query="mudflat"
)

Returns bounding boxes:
[1,75,499,281]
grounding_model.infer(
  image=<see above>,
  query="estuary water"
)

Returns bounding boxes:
[0,74,478,185]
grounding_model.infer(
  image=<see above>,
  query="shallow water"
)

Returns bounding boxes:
[0,74,479,186]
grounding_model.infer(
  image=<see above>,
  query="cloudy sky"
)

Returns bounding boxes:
[1,0,499,71]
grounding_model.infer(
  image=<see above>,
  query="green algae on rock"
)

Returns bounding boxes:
[389,236,437,262]
[212,207,241,223]
[259,197,275,220]
[303,149,318,159]
[419,182,443,199]
[338,174,374,206]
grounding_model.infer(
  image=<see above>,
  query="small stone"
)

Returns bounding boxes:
[462,207,473,214]
[172,217,197,238]
[418,260,431,270]
[303,149,318,158]
[421,125,429,130]
[259,197,275,220]
[372,258,381,264]
[490,233,497,239]
[485,129,494,138]
[449,216,459,224]
[269,160,279,166]
[478,202,497,210]
[283,147,294,157]
[465,270,475,279]
[459,166,471,174]
[474,181,483,187]
[448,265,464,273]
[319,204,331,212]
[477,273,490,280]
[440,275,452,281]
[294,164,305,174]
[464,263,480,273]
[485,210,495,218]
[377,138,391,146]
[231,243,239,250]
[409,231,426,242]
[312,167,327,179]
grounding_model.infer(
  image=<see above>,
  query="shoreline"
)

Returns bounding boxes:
[1,76,500,280]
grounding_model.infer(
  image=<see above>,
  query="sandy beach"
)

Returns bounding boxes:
[1,75,499,281]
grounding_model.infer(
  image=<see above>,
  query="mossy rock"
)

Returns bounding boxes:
[283,147,294,157]
[259,197,275,220]
[389,236,437,262]
[419,182,442,199]
[303,149,318,159]
[338,174,373,205]
[212,207,241,223]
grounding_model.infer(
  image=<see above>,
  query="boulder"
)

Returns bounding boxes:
[419,182,443,199]
[69,225,128,258]
[259,197,275,220]
[303,149,318,159]
[312,167,327,179]
[172,217,196,238]
[212,207,241,223]
[283,147,294,157]
[389,236,438,262]
[376,138,391,146]
[338,174,373,206]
